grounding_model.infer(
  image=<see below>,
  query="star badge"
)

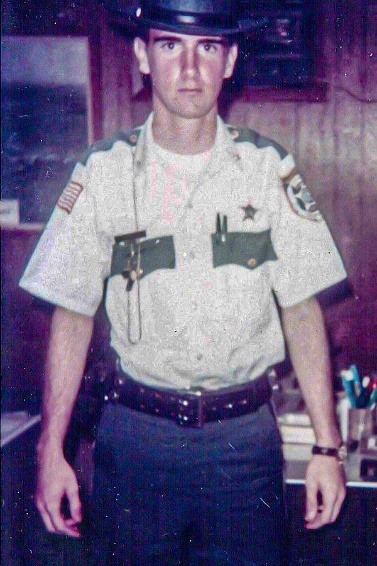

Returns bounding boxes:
[241,203,258,221]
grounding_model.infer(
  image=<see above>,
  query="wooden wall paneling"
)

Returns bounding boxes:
[366,3,377,100]
[318,0,339,213]
[332,93,365,279]
[329,95,366,369]
[100,18,133,137]
[222,98,248,129]
[354,97,377,369]
[361,102,377,297]
[131,81,153,126]
[334,0,368,99]
[227,101,298,156]
[329,0,377,370]
[294,1,335,211]
[361,2,377,304]
[319,1,337,75]
[101,19,121,136]
[294,101,337,225]
[330,2,364,283]
[87,4,105,142]
[117,41,135,132]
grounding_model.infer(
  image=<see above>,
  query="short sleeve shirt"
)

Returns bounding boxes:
[20,114,347,391]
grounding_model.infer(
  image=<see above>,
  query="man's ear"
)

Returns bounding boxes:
[223,43,238,79]
[134,37,151,75]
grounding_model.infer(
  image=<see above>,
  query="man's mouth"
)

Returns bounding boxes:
[178,88,202,93]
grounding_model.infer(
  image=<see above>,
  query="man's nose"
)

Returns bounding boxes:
[181,48,199,79]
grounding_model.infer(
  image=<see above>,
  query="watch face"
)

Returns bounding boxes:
[338,444,348,461]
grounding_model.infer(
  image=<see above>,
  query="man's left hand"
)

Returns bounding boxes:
[304,455,346,529]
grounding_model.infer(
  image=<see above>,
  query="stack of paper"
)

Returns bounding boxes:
[274,393,315,445]
[1,411,41,447]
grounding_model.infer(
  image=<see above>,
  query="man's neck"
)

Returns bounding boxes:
[151,110,218,155]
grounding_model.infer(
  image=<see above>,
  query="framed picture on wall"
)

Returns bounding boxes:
[1,36,93,224]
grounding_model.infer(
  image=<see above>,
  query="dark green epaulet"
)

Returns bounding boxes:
[227,126,288,160]
[79,128,142,165]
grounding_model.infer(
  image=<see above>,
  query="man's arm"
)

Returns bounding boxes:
[281,297,346,530]
[36,306,94,537]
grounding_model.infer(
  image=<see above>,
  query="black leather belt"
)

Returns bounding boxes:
[106,369,272,428]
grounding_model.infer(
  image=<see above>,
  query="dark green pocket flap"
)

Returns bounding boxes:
[212,230,277,270]
[110,235,175,279]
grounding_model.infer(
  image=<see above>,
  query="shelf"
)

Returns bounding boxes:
[0,222,44,233]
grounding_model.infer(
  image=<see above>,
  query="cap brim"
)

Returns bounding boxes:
[135,16,241,36]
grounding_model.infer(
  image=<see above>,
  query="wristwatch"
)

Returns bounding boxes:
[312,444,347,462]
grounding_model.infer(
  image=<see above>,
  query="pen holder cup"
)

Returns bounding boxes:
[347,407,376,444]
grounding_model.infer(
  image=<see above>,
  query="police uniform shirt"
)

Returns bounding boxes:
[20,113,347,391]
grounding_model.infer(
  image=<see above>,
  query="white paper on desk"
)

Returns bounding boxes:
[1,411,41,447]
[0,199,20,225]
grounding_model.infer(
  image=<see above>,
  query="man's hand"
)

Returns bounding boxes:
[305,455,346,529]
[36,447,82,538]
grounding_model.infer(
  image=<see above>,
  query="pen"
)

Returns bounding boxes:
[350,364,362,396]
[366,381,377,409]
[340,369,357,408]
[216,213,228,244]
[221,215,228,243]
[216,213,221,243]
[356,376,371,409]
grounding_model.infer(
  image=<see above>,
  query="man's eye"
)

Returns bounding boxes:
[202,43,218,53]
[161,41,178,51]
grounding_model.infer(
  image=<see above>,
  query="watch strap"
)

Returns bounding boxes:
[312,444,346,460]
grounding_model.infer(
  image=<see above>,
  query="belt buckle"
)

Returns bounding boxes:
[176,388,205,428]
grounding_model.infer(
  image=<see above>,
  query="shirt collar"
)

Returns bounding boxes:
[132,112,242,177]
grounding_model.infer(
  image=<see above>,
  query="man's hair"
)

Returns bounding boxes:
[136,24,150,43]
[136,25,239,47]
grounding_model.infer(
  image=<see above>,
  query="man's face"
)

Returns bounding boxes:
[134,29,238,120]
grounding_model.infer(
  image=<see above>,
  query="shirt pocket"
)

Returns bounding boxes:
[110,235,176,281]
[211,230,277,271]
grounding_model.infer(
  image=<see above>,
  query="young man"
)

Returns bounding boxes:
[20,1,347,564]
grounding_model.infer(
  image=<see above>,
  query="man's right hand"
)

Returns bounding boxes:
[35,447,82,538]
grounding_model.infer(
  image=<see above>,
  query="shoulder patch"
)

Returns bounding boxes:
[227,126,288,159]
[57,180,84,214]
[284,173,323,222]
[79,128,141,165]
